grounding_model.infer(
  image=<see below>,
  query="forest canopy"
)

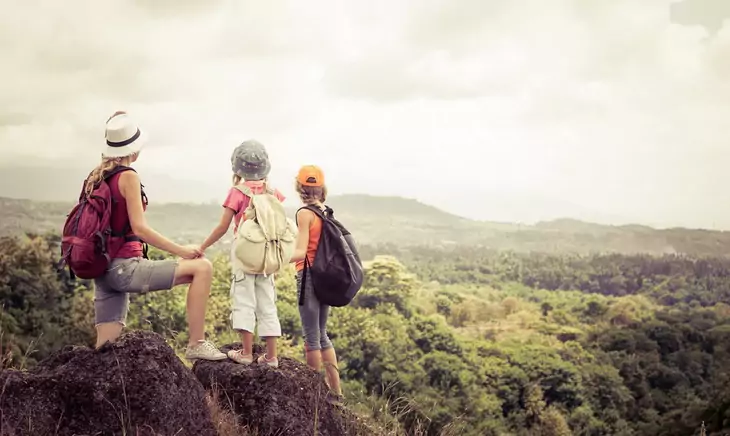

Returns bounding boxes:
[2,233,730,435]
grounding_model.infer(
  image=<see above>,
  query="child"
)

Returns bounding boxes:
[200,140,285,367]
[290,165,344,403]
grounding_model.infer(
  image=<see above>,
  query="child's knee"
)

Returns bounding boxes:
[305,339,322,351]
[320,331,333,350]
[257,302,278,319]
[302,328,322,351]
[231,310,255,332]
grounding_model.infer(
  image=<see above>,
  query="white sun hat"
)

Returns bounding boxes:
[103,113,147,158]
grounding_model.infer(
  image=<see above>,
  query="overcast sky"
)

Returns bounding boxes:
[1,0,729,229]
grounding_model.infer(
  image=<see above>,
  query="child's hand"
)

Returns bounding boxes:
[179,245,203,259]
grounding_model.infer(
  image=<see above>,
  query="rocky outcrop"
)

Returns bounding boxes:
[193,344,369,436]
[0,331,216,436]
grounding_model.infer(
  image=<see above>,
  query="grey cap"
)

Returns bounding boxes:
[231,139,271,180]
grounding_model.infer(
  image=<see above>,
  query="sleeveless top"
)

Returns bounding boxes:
[108,171,146,259]
[295,211,322,272]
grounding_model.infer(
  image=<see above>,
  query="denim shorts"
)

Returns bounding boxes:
[94,257,178,325]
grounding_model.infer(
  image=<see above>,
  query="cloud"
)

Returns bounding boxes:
[0,0,729,229]
[670,0,730,35]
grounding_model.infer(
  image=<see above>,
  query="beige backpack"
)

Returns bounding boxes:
[233,185,297,276]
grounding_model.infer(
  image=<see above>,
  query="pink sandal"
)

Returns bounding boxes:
[257,354,279,368]
[227,349,253,365]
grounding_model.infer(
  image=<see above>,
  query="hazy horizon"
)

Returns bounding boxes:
[1,0,729,230]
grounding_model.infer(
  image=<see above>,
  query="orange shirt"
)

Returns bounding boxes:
[295,212,322,272]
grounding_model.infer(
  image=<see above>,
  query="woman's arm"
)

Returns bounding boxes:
[118,171,196,258]
[200,208,235,252]
[290,209,313,262]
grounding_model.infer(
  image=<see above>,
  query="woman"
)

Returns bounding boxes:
[91,111,226,361]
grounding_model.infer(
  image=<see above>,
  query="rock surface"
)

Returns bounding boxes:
[0,331,216,436]
[193,343,367,436]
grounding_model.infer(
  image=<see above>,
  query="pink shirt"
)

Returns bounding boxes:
[223,181,286,233]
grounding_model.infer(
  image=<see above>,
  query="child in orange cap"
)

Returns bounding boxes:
[290,165,343,404]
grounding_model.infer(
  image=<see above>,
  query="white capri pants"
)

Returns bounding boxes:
[229,246,282,337]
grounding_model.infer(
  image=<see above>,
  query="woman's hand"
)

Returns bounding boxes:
[178,245,203,259]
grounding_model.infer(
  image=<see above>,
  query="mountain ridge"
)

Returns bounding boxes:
[0,163,697,228]
[2,195,730,257]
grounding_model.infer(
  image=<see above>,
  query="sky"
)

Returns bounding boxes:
[1,0,729,229]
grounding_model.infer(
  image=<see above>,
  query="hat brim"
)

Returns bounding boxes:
[236,162,271,181]
[237,171,270,181]
[102,130,146,158]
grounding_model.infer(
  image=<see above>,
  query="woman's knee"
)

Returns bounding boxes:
[175,258,213,284]
[193,258,213,276]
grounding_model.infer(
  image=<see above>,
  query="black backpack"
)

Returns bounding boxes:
[297,205,363,307]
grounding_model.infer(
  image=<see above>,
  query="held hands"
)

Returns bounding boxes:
[179,244,204,259]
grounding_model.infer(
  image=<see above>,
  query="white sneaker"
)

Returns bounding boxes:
[185,340,227,361]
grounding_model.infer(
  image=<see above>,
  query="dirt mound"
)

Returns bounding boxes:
[193,343,369,436]
[0,331,216,436]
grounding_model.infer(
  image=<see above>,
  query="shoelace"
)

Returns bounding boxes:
[196,340,218,352]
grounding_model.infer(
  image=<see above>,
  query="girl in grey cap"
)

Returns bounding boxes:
[200,140,286,367]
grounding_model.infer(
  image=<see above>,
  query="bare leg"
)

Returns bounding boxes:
[241,330,254,355]
[322,347,342,395]
[265,337,278,359]
[173,258,213,346]
[305,348,323,372]
[95,322,124,348]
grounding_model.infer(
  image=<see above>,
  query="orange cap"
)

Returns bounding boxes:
[297,165,325,187]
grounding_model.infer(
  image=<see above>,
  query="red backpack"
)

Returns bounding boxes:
[60,166,139,280]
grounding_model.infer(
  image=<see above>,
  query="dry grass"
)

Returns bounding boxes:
[206,383,254,436]
[342,382,467,436]
[0,330,10,373]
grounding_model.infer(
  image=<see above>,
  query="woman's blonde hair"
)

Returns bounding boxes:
[83,111,136,197]
[295,180,327,204]
[83,155,136,197]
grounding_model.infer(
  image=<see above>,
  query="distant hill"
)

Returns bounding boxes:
[0,165,223,204]
[2,196,730,257]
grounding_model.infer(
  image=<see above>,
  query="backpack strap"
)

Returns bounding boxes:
[78,166,136,202]
[104,166,136,238]
[103,166,148,258]
[296,205,325,307]
[103,166,136,181]
[299,256,311,307]
[295,206,326,228]
[303,204,328,219]
[234,184,276,197]
[233,185,254,198]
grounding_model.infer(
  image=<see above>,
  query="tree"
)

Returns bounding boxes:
[354,256,417,316]
[0,235,82,365]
